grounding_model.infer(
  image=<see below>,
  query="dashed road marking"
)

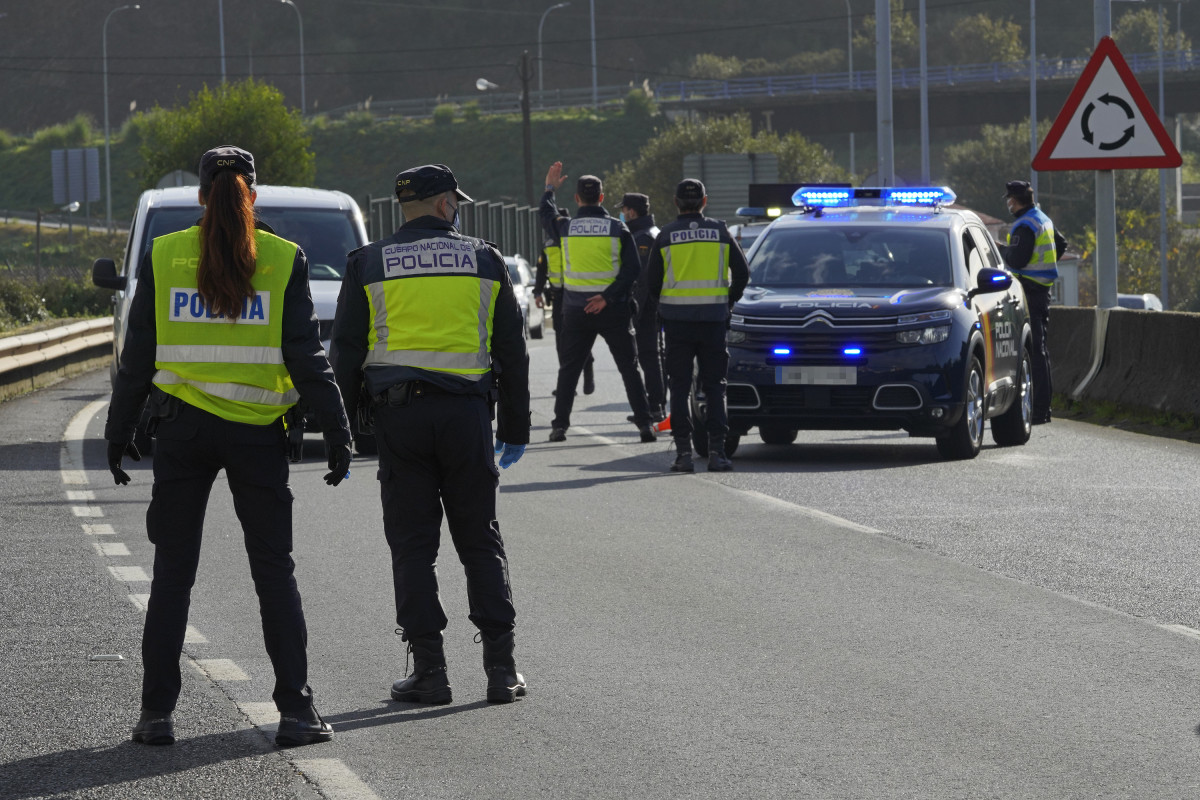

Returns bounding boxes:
[128,593,150,611]
[185,625,208,644]
[67,490,95,501]
[61,399,108,485]
[109,565,149,582]
[239,701,279,733]
[292,759,383,800]
[82,523,116,535]
[196,658,250,681]
[71,505,103,517]
[93,542,130,556]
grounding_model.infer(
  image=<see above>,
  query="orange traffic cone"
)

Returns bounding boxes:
[654,414,671,433]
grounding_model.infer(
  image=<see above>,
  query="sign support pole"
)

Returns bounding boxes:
[1094,0,1118,310]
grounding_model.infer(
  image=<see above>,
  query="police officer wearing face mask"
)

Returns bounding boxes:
[616,192,666,422]
[540,161,656,443]
[647,178,749,472]
[105,145,351,747]
[998,180,1067,425]
[533,208,595,396]
[330,163,531,705]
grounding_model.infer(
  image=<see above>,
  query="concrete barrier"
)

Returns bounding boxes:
[1083,309,1200,416]
[1048,307,1096,397]
[0,318,113,402]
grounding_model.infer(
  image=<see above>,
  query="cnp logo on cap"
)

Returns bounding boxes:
[199,145,256,191]
[393,163,473,202]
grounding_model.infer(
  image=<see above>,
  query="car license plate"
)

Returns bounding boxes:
[776,366,857,385]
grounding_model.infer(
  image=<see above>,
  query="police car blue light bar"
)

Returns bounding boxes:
[792,186,957,208]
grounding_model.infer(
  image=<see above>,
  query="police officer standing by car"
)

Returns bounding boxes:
[647,178,749,472]
[105,146,351,747]
[616,192,666,422]
[999,180,1067,425]
[330,163,530,705]
[533,208,595,396]
[541,161,656,443]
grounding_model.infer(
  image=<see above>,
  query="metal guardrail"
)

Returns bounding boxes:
[364,196,546,262]
[0,317,114,402]
[328,49,1200,120]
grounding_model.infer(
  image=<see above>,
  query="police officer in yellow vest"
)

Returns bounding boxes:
[533,207,595,395]
[540,161,656,443]
[999,180,1067,425]
[330,163,530,705]
[105,146,351,747]
[647,179,749,472]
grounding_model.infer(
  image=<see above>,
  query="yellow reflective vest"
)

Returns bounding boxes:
[659,222,731,316]
[544,239,564,289]
[562,217,621,293]
[1007,207,1059,287]
[151,227,300,425]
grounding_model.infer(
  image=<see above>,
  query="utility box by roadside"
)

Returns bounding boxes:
[681,153,779,223]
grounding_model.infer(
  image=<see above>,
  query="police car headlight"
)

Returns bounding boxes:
[727,329,747,344]
[896,325,950,345]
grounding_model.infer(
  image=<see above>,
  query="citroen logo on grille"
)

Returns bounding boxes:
[799,310,836,327]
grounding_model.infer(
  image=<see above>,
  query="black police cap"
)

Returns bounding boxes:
[675,178,706,202]
[199,146,256,191]
[1003,180,1033,199]
[616,192,649,215]
[395,163,473,203]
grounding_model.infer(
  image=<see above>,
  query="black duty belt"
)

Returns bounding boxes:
[374,380,454,407]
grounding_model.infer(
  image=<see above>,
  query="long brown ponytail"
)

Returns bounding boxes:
[198,170,257,320]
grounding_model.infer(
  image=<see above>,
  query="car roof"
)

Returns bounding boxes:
[765,204,981,231]
[143,185,359,212]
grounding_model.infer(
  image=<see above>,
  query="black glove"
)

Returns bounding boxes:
[323,436,352,487]
[107,440,142,485]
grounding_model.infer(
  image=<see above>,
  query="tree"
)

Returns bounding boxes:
[134,79,315,190]
[944,14,1026,65]
[853,0,919,69]
[1112,8,1191,55]
[603,114,847,215]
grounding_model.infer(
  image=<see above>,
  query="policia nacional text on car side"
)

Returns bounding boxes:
[705,186,1033,460]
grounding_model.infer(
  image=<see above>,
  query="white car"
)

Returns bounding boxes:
[504,254,545,339]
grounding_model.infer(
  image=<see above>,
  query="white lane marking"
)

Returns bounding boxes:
[196,658,250,681]
[239,701,279,733]
[293,759,383,800]
[67,490,95,501]
[128,593,150,611]
[109,565,150,582]
[82,523,116,535]
[72,506,103,517]
[572,424,621,447]
[723,487,884,535]
[1159,624,1200,642]
[61,399,108,485]
[184,625,208,644]
[93,542,130,556]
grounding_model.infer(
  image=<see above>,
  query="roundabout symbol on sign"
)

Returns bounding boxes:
[1081,93,1134,151]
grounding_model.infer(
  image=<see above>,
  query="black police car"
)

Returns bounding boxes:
[701,186,1032,460]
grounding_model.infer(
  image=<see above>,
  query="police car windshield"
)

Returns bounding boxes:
[748,227,953,289]
[141,206,359,281]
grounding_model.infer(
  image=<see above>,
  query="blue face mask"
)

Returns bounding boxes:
[619,212,626,223]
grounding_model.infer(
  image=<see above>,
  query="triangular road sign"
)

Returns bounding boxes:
[1033,36,1182,171]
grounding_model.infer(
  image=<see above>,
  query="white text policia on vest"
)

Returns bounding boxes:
[382,238,480,277]
[169,289,271,325]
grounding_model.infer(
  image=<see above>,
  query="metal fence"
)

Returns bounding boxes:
[364,195,545,262]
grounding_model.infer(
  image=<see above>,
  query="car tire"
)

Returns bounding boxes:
[759,425,798,445]
[936,355,985,460]
[991,347,1032,447]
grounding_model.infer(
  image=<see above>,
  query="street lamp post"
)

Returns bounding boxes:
[280,0,306,113]
[538,2,570,98]
[919,0,930,183]
[219,0,227,83]
[103,3,139,234]
[1030,0,1038,195]
[589,0,598,108]
[845,0,855,177]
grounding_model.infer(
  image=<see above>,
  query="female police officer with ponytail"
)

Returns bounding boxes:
[105,146,352,747]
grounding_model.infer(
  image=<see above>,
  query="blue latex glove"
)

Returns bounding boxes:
[497,442,526,469]
[494,436,505,455]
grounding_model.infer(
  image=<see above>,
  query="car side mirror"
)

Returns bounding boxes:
[968,267,1011,299]
[92,258,126,291]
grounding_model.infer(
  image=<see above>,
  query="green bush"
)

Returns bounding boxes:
[38,276,111,317]
[432,104,457,126]
[0,277,47,325]
[461,101,481,123]
[30,113,95,149]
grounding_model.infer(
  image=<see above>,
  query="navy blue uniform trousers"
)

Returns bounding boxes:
[1019,277,1053,419]
[142,402,312,713]
[664,319,730,447]
[373,390,516,637]
[552,303,652,430]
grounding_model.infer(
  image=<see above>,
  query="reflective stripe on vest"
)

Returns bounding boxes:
[362,274,497,375]
[1007,208,1059,287]
[660,234,730,307]
[562,218,620,293]
[151,227,299,425]
[545,242,564,289]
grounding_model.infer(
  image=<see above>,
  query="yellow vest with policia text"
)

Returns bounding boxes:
[658,217,731,322]
[361,233,498,377]
[544,238,564,289]
[561,216,621,293]
[151,227,300,425]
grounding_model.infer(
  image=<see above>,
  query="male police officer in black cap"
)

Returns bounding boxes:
[616,192,666,422]
[999,179,1067,425]
[647,178,749,472]
[540,161,656,443]
[330,163,531,704]
[533,207,596,396]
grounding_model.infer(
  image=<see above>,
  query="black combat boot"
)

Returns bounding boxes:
[131,709,175,745]
[390,632,452,704]
[276,704,333,747]
[481,630,527,703]
[670,440,694,473]
[707,437,733,472]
